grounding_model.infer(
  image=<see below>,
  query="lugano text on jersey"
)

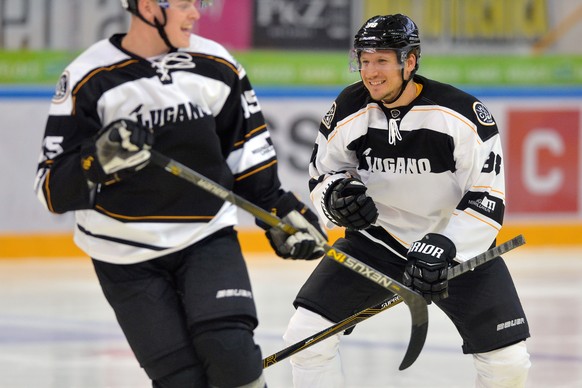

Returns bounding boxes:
[130,101,212,128]
[362,149,431,174]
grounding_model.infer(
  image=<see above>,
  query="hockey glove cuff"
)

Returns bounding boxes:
[262,192,327,260]
[403,233,456,304]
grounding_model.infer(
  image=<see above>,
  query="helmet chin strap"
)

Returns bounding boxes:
[134,7,176,51]
[153,15,176,51]
[381,68,412,105]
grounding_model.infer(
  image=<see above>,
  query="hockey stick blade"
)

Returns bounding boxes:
[262,234,526,369]
[150,151,428,370]
[322,245,427,370]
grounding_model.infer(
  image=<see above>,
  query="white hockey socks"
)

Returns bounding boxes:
[473,340,531,387]
[283,307,345,388]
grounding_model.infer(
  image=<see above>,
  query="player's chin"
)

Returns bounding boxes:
[370,91,391,102]
[171,32,191,48]
[374,89,398,103]
[366,84,388,101]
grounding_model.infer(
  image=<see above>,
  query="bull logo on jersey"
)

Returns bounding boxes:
[473,102,495,126]
[322,102,336,130]
[52,71,69,103]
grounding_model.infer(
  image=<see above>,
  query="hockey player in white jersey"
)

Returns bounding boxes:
[34,0,326,386]
[283,14,531,387]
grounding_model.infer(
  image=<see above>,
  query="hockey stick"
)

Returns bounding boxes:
[262,234,526,369]
[149,150,428,370]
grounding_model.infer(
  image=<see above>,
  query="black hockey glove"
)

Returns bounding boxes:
[81,119,154,184]
[262,192,327,260]
[403,233,457,304]
[322,178,378,230]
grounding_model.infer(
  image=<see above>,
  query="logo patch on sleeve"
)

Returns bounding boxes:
[473,101,495,126]
[322,102,337,130]
[52,71,70,103]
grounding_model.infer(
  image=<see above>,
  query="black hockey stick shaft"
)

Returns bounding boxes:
[263,294,403,369]
[262,234,526,369]
[149,150,428,370]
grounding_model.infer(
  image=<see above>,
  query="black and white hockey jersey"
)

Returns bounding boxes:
[309,75,505,262]
[35,33,282,264]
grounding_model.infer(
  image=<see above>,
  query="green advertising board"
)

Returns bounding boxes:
[236,51,582,87]
[0,50,580,87]
[0,51,76,85]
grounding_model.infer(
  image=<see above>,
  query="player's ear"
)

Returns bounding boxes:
[406,52,417,74]
[404,50,418,74]
[139,0,156,20]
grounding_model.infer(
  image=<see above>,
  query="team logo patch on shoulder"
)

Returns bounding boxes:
[473,101,495,126]
[52,71,69,103]
[322,102,337,130]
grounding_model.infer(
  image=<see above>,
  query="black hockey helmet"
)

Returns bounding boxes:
[120,0,140,15]
[350,14,421,72]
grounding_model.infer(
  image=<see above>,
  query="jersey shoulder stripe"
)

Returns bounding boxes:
[59,35,241,119]
[186,33,237,65]
[414,75,499,142]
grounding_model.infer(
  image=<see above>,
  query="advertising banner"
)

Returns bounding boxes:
[1,0,581,55]
[252,0,352,50]
[2,51,581,87]
[507,109,580,215]
[193,0,253,50]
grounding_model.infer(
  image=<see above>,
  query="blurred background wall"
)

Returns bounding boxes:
[1,0,581,256]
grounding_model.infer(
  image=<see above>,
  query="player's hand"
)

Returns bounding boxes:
[323,177,378,230]
[403,233,456,304]
[264,192,327,260]
[81,119,154,183]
